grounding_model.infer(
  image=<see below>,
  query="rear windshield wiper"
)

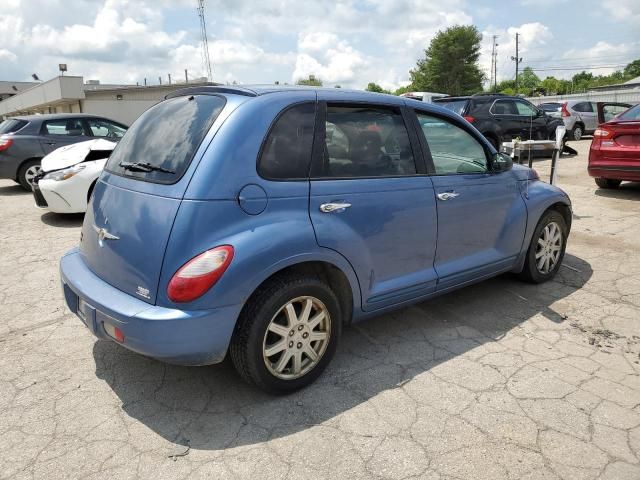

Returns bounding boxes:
[119,161,175,174]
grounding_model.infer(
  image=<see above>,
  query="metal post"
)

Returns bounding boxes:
[185,69,188,84]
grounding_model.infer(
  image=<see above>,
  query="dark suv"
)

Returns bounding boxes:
[0,114,127,189]
[434,94,564,150]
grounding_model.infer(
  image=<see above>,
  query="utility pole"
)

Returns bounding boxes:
[490,35,499,91]
[185,69,188,84]
[168,73,172,84]
[510,33,523,93]
[493,36,499,91]
[197,0,213,82]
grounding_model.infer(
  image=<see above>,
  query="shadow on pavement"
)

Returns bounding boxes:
[41,212,84,227]
[0,184,29,196]
[594,182,640,200]
[93,253,592,451]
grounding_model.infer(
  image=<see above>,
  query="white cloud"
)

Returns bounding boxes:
[603,0,640,25]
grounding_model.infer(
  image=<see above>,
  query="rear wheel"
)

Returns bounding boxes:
[595,178,621,189]
[17,159,41,190]
[230,274,341,394]
[518,210,568,284]
[571,125,583,141]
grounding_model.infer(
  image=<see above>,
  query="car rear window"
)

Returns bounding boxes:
[0,119,27,134]
[434,100,469,116]
[105,94,226,184]
[540,103,561,112]
[617,104,640,121]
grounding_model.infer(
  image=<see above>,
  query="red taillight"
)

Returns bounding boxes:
[593,128,614,139]
[167,245,234,303]
[463,115,475,123]
[561,102,570,117]
[0,135,13,152]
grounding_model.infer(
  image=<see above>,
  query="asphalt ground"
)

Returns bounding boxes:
[1,138,640,479]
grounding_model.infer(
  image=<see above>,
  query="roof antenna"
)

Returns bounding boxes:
[197,0,213,83]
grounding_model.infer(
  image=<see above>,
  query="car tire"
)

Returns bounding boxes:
[230,274,342,394]
[518,210,568,284]
[571,125,583,141]
[595,178,621,189]
[17,159,42,190]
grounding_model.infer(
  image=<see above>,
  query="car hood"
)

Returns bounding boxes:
[41,139,116,172]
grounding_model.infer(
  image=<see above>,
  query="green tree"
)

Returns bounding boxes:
[296,74,323,86]
[365,82,391,94]
[409,25,484,95]
[495,79,515,94]
[518,67,540,95]
[393,85,412,96]
[624,59,640,79]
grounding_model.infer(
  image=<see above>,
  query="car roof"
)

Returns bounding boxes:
[11,113,107,122]
[166,85,410,106]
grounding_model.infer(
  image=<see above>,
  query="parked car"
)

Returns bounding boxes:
[538,102,563,119]
[60,86,572,393]
[557,100,600,141]
[32,139,116,213]
[400,91,449,103]
[0,113,127,190]
[588,102,640,189]
[433,94,565,150]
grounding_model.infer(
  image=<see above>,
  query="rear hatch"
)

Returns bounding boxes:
[79,94,227,304]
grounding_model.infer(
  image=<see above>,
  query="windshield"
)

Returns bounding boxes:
[434,100,469,116]
[616,104,640,121]
[105,94,226,184]
[0,119,27,134]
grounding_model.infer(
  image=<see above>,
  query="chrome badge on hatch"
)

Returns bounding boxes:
[93,225,119,247]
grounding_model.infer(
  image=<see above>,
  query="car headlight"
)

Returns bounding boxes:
[43,164,86,181]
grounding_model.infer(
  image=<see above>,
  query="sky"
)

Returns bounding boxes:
[1,0,639,90]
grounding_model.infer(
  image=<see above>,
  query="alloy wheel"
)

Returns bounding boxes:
[24,165,41,187]
[535,221,563,274]
[262,296,331,380]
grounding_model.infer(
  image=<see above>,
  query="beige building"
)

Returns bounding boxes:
[0,76,214,125]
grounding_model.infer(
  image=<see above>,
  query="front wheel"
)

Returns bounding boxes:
[17,159,42,190]
[230,275,341,394]
[518,210,568,283]
[595,178,621,189]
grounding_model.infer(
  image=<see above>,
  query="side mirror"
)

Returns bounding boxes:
[491,152,513,173]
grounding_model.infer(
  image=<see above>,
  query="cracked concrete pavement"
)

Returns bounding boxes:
[1,139,640,479]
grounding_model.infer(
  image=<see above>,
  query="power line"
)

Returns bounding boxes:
[524,53,640,64]
[528,64,628,72]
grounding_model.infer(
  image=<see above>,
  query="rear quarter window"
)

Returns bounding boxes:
[0,119,28,134]
[105,94,226,184]
[258,103,316,179]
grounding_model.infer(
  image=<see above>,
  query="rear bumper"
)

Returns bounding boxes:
[588,166,640,182]
[60,248,242,365]
[588,147,640,181]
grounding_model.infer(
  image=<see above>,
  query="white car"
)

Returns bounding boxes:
[32,139,116,214]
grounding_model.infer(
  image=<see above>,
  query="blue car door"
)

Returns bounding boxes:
[412,110,527,290]
[309,98,438,311]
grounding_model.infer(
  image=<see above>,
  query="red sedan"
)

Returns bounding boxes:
[588,103,640,189]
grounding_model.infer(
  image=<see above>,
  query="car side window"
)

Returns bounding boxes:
[42,119,85,136]
[87,119,127,139]
[258,102,316,179]
[573,102,593,113]
[314,105,417,178]
[416,113,488,175]
[490,99,518,115]
[514,100,538,116]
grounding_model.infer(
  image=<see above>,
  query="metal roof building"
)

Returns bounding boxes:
[0,76,216,125]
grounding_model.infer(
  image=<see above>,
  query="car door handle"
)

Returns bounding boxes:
[437,192,460,201]
[319,202,352,213]
[45,142,57,145]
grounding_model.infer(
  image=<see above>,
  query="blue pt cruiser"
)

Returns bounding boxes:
[60,86,571,393]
